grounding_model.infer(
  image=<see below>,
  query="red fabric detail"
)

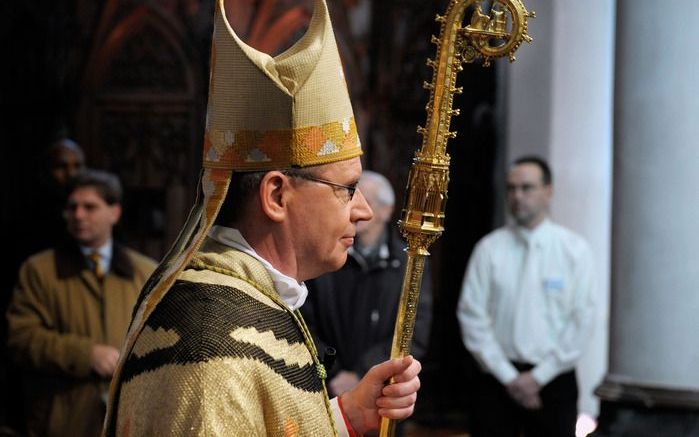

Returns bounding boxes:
[337,395,361,437]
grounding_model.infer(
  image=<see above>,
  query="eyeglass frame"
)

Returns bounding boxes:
[285,172,358,203]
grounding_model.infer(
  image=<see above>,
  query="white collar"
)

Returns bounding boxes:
[208,225,308,311]
[514,218,551,247]
[80,240,112,258]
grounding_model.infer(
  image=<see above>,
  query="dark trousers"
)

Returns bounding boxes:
[469,364,578,437]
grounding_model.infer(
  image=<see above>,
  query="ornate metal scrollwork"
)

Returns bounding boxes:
[379,1,533,435]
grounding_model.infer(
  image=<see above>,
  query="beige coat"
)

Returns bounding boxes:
[6,242,156,437]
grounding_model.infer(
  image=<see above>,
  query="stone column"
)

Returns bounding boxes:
[506,0,615,417]
[593,0,699,434]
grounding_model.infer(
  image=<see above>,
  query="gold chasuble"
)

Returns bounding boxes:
[117,238,335,435]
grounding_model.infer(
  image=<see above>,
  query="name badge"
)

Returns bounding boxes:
[543,277,565,291]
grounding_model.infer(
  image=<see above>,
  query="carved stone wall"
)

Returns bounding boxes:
[78,2,204,257]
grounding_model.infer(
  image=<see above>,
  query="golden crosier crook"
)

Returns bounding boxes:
[378,1,533,436]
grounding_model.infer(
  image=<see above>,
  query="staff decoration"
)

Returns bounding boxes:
[379,1,534,435]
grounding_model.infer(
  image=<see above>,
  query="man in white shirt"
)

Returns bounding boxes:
[457,156,596,437]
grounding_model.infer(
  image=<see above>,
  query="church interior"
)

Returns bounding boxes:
[1,0,697,436]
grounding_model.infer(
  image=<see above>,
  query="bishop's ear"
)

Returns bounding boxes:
[258,171,288,223]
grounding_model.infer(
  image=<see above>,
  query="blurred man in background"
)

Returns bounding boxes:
[457,156,596,437]
[6,169,156,437]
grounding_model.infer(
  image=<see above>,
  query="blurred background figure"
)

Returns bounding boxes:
[48,138,86,188]
[5,169,156,437]
[36,138,88,251]
[12,137,88,270]
[0,136,88,436]
[302,170,433,435]
[457,156,596,437]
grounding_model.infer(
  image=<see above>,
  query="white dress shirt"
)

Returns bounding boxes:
[457,219,596,386]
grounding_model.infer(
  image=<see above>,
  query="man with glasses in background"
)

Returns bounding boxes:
[457,156,597,437]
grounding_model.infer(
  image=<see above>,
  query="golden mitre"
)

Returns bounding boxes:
[203,0,362,171]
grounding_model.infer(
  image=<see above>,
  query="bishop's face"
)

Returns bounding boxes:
[286,157,373,281]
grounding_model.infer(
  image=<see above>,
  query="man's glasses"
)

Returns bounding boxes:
[288,173,358,203]
[506,182,544,195]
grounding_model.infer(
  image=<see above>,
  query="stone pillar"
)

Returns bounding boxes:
[506,0,615,417]
[593,0,699,434]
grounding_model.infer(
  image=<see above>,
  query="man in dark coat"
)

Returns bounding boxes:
[303,170,433,396]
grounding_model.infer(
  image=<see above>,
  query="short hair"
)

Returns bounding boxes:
[66,169,123,205]
[513,155,553,186]
[49,138,85,161]
[216,167,317,226]
[50,137,83,153]
[360,170,395,206]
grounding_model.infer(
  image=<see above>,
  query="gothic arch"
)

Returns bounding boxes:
[78,3,204,257]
